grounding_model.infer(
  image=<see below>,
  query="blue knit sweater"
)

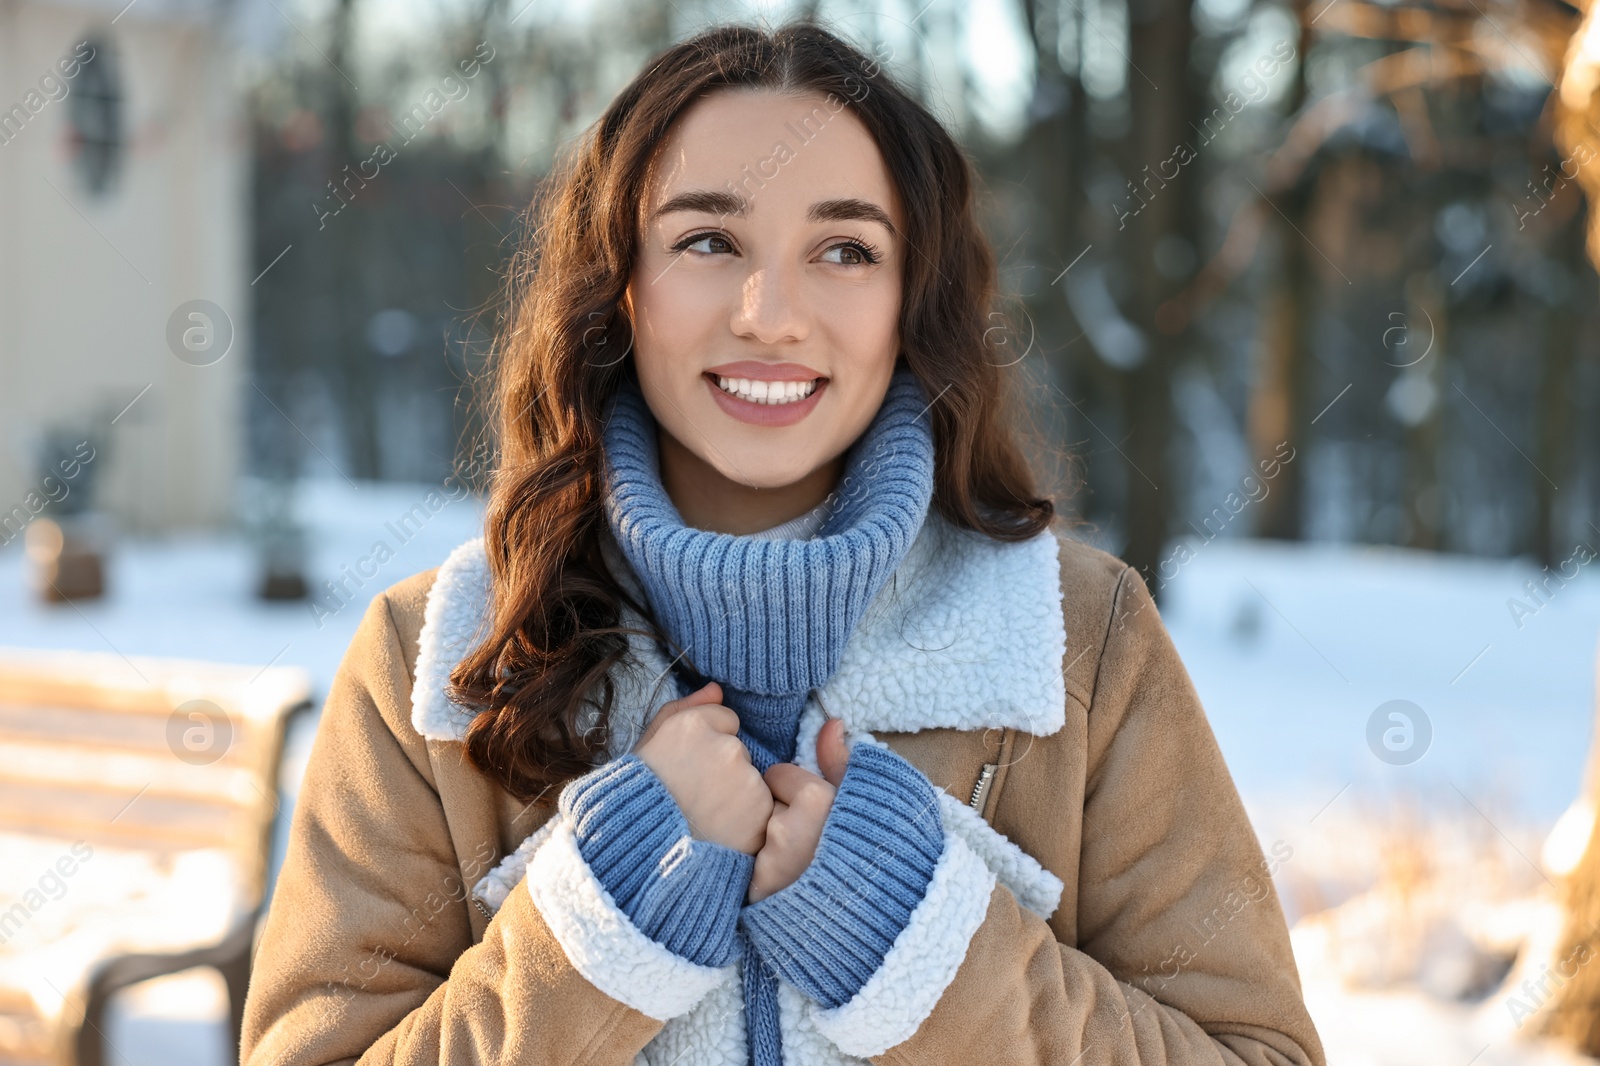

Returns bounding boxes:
[598,368,935,772]
[561,367,947,1064]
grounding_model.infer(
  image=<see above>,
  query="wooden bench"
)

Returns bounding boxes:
[0,646,313,1066]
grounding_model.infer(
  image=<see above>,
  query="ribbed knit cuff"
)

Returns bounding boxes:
[559,753,754,968]
[738,743,945,1008]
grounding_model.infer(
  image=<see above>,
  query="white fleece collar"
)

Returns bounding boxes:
[410,512,1067,746]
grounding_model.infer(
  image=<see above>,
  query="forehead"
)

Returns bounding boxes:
[641,88,900,226]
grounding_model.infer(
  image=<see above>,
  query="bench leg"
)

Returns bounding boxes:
[73,982,109,1066]
[61,921,260,1066]
[218,949,251,1065]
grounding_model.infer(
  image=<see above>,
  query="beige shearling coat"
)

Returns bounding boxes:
[240,512,1327,1066]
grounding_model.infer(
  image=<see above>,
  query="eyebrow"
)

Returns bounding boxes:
[649,189,895,231]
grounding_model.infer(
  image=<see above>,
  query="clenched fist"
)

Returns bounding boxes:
[746,716,851,903]
[632,681,774,856]
[632,683,857,904]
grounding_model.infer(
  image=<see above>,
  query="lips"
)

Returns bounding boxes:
[704,360,825,382]
[703,367,828,427]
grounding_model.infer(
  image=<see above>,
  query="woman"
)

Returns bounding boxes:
[241,21,1325,1066]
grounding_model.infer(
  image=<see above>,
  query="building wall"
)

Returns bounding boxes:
[0,0,246,535]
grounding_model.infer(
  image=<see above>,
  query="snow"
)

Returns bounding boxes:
[2,479,1597,1065]
[1163,536,1599,838]
[0,477,487,688]
[1304,975,1588,1066]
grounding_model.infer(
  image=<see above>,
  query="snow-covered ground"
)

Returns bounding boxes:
[1166,535,1597,838]
[2,477,1596,1065]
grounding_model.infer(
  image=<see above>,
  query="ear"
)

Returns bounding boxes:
[815,717,850,789]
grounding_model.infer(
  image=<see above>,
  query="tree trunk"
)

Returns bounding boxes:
[1115,0,1197,589]
[1400,274,1445,552]
[1013,0,1093,520]
[325,0,379,480]
[1533,218,1583,567]
[1531,714,1600,1046]
[1523,170,1598,1052]
[1251,5,1314,541]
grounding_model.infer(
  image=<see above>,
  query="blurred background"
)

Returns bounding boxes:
[2,0,1600,1060]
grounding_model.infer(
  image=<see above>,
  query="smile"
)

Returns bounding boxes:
[711,375,821,405]
[702,371,829,427]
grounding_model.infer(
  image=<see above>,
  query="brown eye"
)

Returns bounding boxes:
[675,232,734,255]
[821,240,882,266]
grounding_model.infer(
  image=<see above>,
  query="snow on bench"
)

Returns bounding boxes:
[0,647,311,1066]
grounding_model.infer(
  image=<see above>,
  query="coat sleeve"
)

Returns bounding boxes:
[239,590,725,1066]
[800,564,1327,1066]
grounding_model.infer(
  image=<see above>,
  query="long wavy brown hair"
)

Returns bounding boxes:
[449,19,1057,806]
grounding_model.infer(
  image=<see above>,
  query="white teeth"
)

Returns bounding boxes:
[714,375,819,404]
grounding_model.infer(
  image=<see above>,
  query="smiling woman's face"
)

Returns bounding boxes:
[622,88,904,525]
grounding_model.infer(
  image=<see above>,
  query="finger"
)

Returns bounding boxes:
[694,701,743,737]
[815,717,850,788]
[680,680,722,706]
[637,681,721,744]
[763,762,830,807]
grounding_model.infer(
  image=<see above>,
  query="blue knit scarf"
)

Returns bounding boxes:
[599,364,936,1066]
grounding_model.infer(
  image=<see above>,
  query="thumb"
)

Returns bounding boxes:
[638,680,721,745]
[816,717,850,789]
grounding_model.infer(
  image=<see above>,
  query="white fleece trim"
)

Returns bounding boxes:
[935,790,1064,921]
[520,818,735,1021]
[639,966,749,1065]
[777,981,873,1065]
[818,517,1067,736]
[410,513,1067,743]
[470,815,561,914]
[410,536,493,741]
[806,830,997,1058]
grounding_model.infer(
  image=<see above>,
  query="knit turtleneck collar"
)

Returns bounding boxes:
[599,364,937,760]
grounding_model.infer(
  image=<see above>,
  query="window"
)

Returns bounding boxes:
[68,34,122,196]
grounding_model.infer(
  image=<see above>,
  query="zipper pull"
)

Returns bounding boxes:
[969,762,998,813]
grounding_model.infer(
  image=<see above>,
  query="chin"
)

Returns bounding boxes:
[712,451,820,491]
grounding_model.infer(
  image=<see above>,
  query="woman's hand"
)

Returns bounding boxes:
[632,682,774,856]
[747,717,851,904]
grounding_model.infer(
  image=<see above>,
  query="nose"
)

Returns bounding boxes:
[730,260,809,345]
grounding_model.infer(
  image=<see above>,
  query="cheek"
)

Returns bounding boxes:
[629,278,711,377]
[817,275,900,364]
[632,263,735,351]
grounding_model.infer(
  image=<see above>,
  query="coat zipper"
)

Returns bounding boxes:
[969,762,998,813]
[815,688,999,816]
